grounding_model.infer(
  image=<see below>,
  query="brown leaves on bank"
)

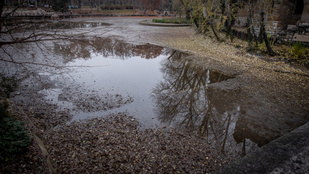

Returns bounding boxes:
[44,114,228,173]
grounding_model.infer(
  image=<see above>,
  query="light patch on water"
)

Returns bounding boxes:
[38,88,75,111]
[65,53,167,127]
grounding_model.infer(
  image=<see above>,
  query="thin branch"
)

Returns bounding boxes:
[0,58,107,69]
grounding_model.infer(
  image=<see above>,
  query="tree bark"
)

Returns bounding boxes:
[260,11,275,56]
[211,23,220,41]
[226,0,233,42]
[246,0,253,46]
[203,4,221,41]
[0,0,5,31]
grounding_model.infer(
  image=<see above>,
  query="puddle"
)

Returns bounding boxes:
[51,38,174,126]
[36,37,257,157]
[47,37,236,128]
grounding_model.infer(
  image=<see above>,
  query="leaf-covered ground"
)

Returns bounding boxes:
[44,115,228,173]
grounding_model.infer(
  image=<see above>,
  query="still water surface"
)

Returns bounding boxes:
[48,37,234,128]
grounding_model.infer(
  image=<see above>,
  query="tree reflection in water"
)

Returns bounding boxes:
[54,37,165,63]
[152,50,258,157]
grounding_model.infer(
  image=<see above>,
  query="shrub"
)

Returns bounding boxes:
[152,19,165,23]
[100,5,108,10]
[152,18,190,24]
[109,4,122,10]
[235,44,241,49]
[0,116,31,163]
[292,42,305,59]
[0,75,31,163]
[246,44,258,53]
[0,76,18,98]
[125,4,134,10]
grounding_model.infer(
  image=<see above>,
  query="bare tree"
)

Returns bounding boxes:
[202,0,222,41]
[259,0,275,55]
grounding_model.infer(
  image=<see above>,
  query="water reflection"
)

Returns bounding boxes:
[152,51,258,156]
[36,22,110,30]
[54,37,164,63]
[8,21,110,34]
[52,22,110,29]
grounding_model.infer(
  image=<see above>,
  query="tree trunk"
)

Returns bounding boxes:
[78,0,81,8]
[211,23,220,41]
[0,0,4,31]
[226,0,233,42]
[246,0,253,46]
[179,0,190,20]
[203,5,221,41]
[260,11,275,56]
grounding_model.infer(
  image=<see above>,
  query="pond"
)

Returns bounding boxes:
[40,37,235,127]
[29,35,257,157]
[4,18,296,159]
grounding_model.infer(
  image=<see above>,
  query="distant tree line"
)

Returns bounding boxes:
[2,0,281,56]
[79,0,173,11]
[173,0,277,56]
[3,0,173,11]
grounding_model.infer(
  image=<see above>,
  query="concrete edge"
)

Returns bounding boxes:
[214,121,309,174]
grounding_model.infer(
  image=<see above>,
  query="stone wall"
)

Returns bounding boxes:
[233,0,308,43]
[235,0,301,30]
[301,0,309,23]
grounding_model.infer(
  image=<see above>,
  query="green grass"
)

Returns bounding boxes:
[152,18,191,24]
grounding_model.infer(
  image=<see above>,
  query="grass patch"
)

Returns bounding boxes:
[152,18,191,24]
[243,40,308,67]
[272,42,309,66]
[75,9,137,14]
